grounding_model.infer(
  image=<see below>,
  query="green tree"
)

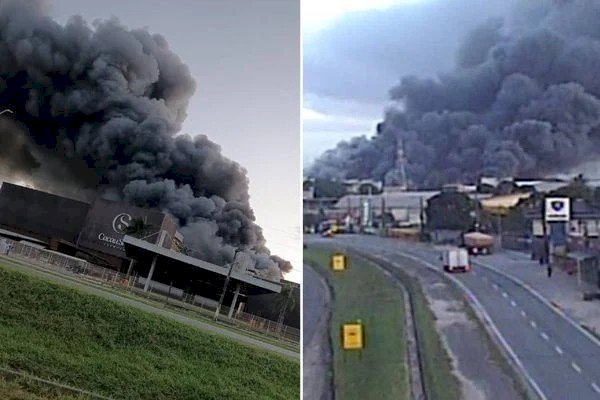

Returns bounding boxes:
[358,183,381,195]
[124,218,154,238]
[313,178,346,198]
[275,282,299,332]
[425,192,476,231]
[549,175,593,202]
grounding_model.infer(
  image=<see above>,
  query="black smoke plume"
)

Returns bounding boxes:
[0,0,289,280]
[310,0,600,188]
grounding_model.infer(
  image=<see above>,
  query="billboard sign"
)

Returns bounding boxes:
[545,197,570,222]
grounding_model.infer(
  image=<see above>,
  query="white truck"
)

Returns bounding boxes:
[441,247,471,273]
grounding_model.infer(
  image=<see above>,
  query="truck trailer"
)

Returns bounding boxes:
[463,232,494,255]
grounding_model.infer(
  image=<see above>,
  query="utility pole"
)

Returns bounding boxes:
[497,213,503,249]
[542,198,548,265]
[381,196,386,233]
[419,196,425,239]
[214,248,242,320]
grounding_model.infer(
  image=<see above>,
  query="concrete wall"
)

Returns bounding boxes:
[0,182,90,243]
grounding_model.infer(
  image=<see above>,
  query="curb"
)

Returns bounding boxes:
[303,264,335,400]
[473,258,600,352]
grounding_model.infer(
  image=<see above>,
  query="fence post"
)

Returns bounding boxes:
[166,281,173,304]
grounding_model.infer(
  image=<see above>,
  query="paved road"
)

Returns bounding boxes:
[303,265,329,347]
[310,235,600,400]
[309,238,523,400]
[303,264,332,400]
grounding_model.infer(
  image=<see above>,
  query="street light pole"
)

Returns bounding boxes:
[214,248,242,320]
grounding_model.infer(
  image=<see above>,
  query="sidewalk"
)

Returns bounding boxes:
[476,250,600,336]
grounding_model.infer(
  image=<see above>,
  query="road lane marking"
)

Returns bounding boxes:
[521,310,526,317]
[556,346,563,355]
[510,300,516,307]
[591,383,600,393]
[390,249,549,400]
[541,332,549,341]
[572,362,582,374]
[530,321,537,329]
[502,292,508,298]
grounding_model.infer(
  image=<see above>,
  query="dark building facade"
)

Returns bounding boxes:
[0,182,179,271]
[0,182,90,244]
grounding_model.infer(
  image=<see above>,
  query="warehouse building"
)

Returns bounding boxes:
[0,182,281,314]
[0,182,180,271]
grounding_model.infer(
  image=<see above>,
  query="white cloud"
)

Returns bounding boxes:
[303,0,428,34]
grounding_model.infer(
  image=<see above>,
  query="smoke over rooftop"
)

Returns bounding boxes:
[0,0,289,280]
[309,0,600,188]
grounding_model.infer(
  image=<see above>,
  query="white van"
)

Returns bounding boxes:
[441,248,471,273]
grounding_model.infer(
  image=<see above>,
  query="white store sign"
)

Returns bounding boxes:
[545,197,570,222]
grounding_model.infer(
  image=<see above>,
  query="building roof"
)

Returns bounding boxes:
[481,193,532,209]
[334,190,493,211]
[0,228,48,245]
[123,235,281,294]
[514,180,567,193]
[335,191,439,210]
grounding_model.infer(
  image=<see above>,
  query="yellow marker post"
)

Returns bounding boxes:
[331,253,347,271]
[342,321,364,350]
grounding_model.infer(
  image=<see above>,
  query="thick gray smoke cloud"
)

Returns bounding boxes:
[310,0,600,188]
[0,0,289,279]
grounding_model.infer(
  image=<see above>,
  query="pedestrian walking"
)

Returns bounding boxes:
[547,265,553,278]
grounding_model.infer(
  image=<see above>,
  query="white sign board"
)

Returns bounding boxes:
[545,197,570,222]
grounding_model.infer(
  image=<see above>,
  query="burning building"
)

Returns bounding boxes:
[0,0,290,281]
[310,0,600,189]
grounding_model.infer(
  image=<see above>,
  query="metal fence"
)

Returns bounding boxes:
[0,238,300,345]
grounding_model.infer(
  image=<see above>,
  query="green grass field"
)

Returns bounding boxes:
[0,264,299,400]
[304,248,409,400]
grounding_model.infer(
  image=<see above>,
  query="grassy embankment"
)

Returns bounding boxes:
[390,261,461,400]
[304,248,409,400]
[306,246,462,400]
[0,254,299,353]
[0,264,299,400]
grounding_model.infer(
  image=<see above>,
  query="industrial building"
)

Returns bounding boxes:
[0,182,281,316]
[0,182,180,271]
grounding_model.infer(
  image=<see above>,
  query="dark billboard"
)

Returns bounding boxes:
[0,182,90,243]
[77,199,168,258]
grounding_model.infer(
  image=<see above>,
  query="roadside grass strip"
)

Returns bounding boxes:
[0,265,299,400]
[304,248,409,400]
[386,260,462,400]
